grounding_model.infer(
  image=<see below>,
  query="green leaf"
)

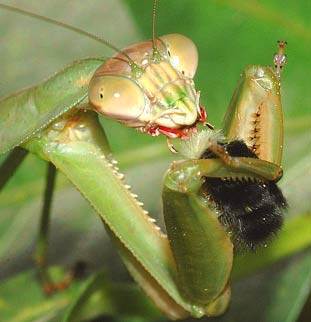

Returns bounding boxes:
[210,250,311,322]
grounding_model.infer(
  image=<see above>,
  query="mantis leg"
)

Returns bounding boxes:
[163,158,233,316]
[22,109,194,318]
[33,162,70,294]
[0,147,28,190]
[35,163,57,269]
[221,64,284,166]
[35,163,85,294]
[166,157,282,193]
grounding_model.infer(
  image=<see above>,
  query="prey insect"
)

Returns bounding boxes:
[199,138,287,250]
[0,1,288,320]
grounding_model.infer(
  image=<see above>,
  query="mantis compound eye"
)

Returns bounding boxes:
[159,34,199,79]
[89,76,146,121]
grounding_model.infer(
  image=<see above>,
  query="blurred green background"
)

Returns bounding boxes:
[0,1,310,321]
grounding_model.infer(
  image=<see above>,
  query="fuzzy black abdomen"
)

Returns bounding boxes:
[200,140,288,249]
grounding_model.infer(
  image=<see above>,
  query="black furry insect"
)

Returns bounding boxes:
[200,140,288,250]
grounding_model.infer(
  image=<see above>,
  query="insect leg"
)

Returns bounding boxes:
[222,43,286,166]
[167,137,178,153]
[34,162,77,294]
[207,141,283,181]
[0,147,28,190]
[163,159,233,315]
[34,162,61,294]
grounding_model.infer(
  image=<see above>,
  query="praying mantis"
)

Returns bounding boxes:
[1,1,310,322]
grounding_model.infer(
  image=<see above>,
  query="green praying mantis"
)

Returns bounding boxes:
[0,1,290,320]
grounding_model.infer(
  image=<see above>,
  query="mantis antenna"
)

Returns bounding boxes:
[151,0,158,51]
[150,0,162,63]
[0,3,136,65]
